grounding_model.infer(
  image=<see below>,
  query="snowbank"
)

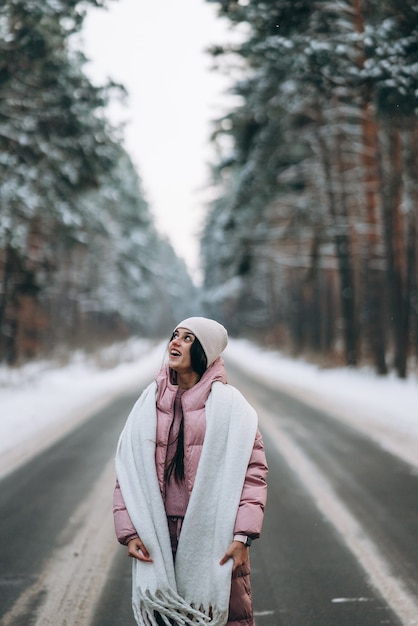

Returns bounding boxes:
[224,340,418,470]
[0,339,166,479]
[0,337,417,479]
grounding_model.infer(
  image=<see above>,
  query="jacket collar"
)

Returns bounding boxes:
[156,358,227,413]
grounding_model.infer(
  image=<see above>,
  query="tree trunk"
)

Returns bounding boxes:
[403,124,418,368]
[314,119,358,366]
[360,104,388,374]
[352,0,387,374]
[379,126,408,377]
[0,243,16,363]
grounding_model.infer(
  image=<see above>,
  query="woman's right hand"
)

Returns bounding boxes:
[127,537,153,562]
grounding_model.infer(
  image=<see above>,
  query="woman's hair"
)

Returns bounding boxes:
[165,333,207,483]
[190,337,207,377]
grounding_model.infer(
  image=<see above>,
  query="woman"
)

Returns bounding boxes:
[113,317,268,626]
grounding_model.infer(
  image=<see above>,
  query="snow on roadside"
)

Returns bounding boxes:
[1,336,417,479]
[224,339,418,470]
[0,339,166,479]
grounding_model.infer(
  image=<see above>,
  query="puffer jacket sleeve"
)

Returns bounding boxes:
[113,480,139,546]
[233,428,268,538]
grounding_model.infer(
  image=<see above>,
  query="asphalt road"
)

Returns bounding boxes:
[0,360,417,625]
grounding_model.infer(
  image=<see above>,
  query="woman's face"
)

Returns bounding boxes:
[168,327,195,374]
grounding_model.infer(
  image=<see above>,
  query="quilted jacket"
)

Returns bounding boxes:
[113,358,268,625]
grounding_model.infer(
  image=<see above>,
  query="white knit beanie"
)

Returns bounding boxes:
[175,317,228,367]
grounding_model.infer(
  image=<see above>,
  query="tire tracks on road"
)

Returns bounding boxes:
[1,459,118,626]
[255,403,418,626]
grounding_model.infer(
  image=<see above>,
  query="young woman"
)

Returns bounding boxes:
[113,317,268,626]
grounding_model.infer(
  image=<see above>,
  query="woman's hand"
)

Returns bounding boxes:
[127,537,153,562]
[219,540,249,572]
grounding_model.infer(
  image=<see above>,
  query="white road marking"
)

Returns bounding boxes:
[332,597,370,603]
[259,407,418,626]
[254,610,276,615]
[2,459,119,625]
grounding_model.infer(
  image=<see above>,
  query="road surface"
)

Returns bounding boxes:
[0,359,417,625]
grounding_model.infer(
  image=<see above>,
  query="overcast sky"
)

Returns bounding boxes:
[82,0,235,283]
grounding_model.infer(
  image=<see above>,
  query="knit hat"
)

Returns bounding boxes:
[175,317,228,367]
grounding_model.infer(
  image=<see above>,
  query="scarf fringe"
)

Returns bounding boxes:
[132,588,227,626]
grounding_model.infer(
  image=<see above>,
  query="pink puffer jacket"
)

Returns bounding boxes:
[113,358,268,625]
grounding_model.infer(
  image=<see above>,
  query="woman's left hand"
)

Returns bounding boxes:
[219,540,249,572]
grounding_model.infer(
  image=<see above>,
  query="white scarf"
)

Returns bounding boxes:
[115,380,258,626]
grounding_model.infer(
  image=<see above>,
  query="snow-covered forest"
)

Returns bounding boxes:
[0,0,197,364]
[1,0,418,380]
[201,0,418,378]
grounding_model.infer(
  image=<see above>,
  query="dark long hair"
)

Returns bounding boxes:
[190,337,207,377]
[165,334,207,483]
